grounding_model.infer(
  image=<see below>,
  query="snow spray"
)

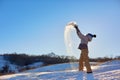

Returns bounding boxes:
[64,21,78,70]
[64,22,76,54]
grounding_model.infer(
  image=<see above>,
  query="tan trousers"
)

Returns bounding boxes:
[79,49,92,72]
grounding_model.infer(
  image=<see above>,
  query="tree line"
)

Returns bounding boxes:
[3,52,77,66]
[2,52,120,66]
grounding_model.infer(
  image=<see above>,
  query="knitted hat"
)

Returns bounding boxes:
[87,33,96,38]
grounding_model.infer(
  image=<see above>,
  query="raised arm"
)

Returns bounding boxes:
[74,25,85,39]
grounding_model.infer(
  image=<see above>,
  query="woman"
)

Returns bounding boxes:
[73,23,96,73]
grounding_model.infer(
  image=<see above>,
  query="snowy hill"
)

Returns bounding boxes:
[0,60,120,80]
[0,56,19,73]
[0,56,43,74]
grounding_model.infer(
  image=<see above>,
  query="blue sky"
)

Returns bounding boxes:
[0,0,120,58]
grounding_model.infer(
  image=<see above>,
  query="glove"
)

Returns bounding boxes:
[74,24,78,29]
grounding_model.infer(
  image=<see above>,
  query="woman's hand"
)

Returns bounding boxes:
[74,24,78,29]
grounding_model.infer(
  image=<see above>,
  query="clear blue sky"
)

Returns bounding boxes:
[0,0,120,58]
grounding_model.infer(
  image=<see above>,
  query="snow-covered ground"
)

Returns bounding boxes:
[0,60,120,80]
[27,62,43,69]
